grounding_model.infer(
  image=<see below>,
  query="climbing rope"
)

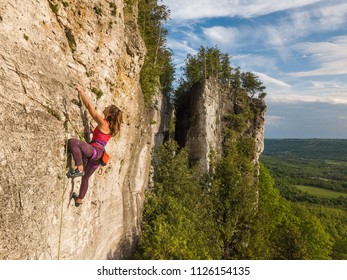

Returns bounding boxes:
[57,119,69,260]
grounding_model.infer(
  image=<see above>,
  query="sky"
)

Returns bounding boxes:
[161,0,347,138]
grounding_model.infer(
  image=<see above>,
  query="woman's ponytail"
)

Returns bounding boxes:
[106,105,123,136]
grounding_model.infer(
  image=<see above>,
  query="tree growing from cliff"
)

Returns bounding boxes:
[240,71,266,99]
[138,0,175,103]
[181,46,232,87]
[178,46,266,100]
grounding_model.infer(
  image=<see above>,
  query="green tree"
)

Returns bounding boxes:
[210,130,258,259]
[251,165,333,259]
[293,204,333,259]
[138,0,175,103]
[181,46,231,87]
[332,237,347,259]
[240,71,266,98]
[135,140,222,259]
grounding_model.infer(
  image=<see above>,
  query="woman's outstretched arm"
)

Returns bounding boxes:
[76,85,108,129]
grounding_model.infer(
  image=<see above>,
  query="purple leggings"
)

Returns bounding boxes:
[68,138,103,199]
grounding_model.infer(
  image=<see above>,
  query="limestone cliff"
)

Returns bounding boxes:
[0,0,167,259]
[175,78,266,173]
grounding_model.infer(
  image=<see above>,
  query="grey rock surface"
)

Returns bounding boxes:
[0,0,161,260]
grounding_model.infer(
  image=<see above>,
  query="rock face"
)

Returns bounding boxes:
[175,80,229,172]
[0,0,167,260]
[175,78,266,173]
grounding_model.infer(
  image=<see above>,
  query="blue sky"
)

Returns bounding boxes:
[161,0,347,138]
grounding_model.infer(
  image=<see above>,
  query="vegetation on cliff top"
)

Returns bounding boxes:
[177,45,266,99]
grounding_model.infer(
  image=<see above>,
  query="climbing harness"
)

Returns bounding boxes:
[91,140,110,166]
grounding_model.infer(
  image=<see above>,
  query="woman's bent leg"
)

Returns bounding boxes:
[68,138,94,167]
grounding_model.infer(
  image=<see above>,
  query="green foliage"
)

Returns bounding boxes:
[211,151,257,259]
[223,114,247,133]
[249,165,333,259]
[261,139,347,258]
[137,143,336,259]
[240,71,266,98]
[93,6,103,16]
[91,87,104,99]
[48,1,59,14]
[302,204,347,259]
[135,140,222,259]
[62,1,69,8]
[263,138,347,161]
[138,0,175,103]
[109,3,117,16]
[65,27,77,53]
[47,107,62,121]
[295,185,347,199]
[292,204,333,259]
[261,139,347,202]
[177,47,266,100]
[210,111,258,258]
[182,46,232,87]
[137,127,339,259]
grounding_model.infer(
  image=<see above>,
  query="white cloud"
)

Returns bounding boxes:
[291,36,347,76]
[266,82,347,104]
[167,39,197,56]
[268,94,347,105]
[162,0,322,21]
[265,115,285,127]
[202,26,240,46]
[254,72,291,89]
[311,80,347,90]
[257,72,347,105]
[231,54,278,73]
[317,2,347,29]
[197,2,347,64]
[164,0,347,104]
[265,4,347,46]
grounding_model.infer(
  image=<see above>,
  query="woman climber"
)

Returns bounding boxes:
[67,85,123,207]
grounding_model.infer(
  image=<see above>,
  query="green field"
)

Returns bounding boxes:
[263,138,347,161]
[294,185,347,199]
[261,139,347,195]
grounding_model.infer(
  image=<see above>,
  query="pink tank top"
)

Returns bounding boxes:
[91,127,112,148]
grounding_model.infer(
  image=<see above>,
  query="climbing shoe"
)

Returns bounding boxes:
[72,192,82,207]
[66,168,85,178]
